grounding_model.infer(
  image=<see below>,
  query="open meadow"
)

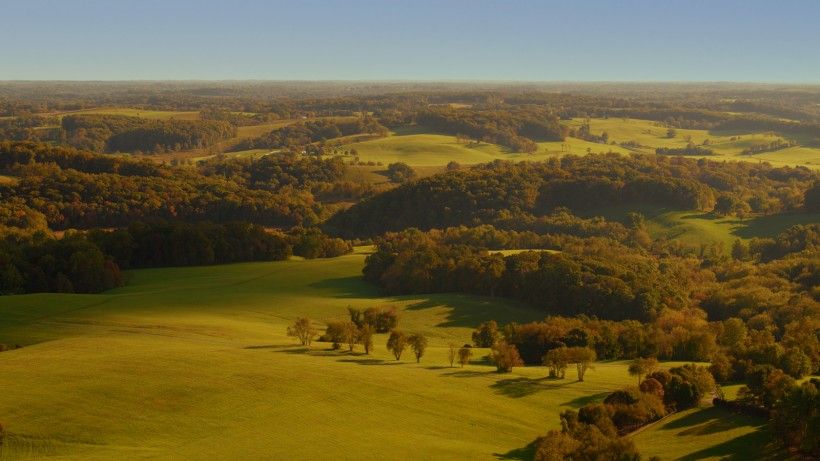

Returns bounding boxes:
[334,119,820,169]
[0,251,772,460]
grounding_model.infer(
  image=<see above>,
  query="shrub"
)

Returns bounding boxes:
[472,320,499,347]
[491,342,524,373]
[286,317,317,346]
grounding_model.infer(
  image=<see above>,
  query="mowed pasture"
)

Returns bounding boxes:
[0,252,764,460]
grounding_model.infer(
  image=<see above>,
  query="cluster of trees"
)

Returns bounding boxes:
[61,114,236,153]
[473,309,720,366]
[0,233,123,294]
[347,306,399,333]
[572,122,609,144]
[292,312,429,362]
[0,142,345,231]
[535,364,715,461]
[363,229,691,321]
[713,372,818,456]
[232,117,387,151]
[0,221,351,294]
[384,162,416,183]
[197,153,347,192]
[415,106,567,152]
[740,139,798,156]
[0,115,59,143]
[655,146,715,156]
[88,221,293,268]
[327,154,816,238]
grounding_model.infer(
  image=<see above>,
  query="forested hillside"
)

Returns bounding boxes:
[326,154,816,237]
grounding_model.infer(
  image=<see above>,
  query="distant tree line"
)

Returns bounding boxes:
[0,221,351,295]
[231,117,387,152]
[363,229,691,321]
[415,106,567,152]
[655,146,715,156]
[61,114,236,153]
[740,139,798,156]
[0,142,355,231]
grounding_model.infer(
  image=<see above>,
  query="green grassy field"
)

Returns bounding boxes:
[580,204,820,247]
[0,251,766,460]
[336,119,819,169]
[632,407,781,461]
[568,118,820,168]
[54,107,201,120]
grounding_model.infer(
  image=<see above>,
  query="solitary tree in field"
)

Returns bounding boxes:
[358,324,375,354]
[447,343,458,367]
[628,357,659,385]
[287,317,317,346]
[491,342,524,373]
[408,333,428,363]
[458,345,473,367]
[387,330,408,360]
[666,127,677,138]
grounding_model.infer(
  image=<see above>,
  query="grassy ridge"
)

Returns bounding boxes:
[0,253,768,460]
[337,118,819,168]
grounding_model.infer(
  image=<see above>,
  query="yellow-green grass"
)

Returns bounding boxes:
[632,407,783,461]
[0,253,589,460]
[339,131,511,166]
[570,118,820,168]
[582,204,819,247]
[55,107,201,120]
[0,253,762,460]
[338,126,636,167]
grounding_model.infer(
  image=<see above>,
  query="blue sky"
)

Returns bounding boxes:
[1,0,818,82]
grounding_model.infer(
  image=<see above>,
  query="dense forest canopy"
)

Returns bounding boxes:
[326,154,816,238]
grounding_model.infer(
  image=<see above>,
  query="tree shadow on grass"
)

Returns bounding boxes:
[561,391,611,408]
[310,276,544,329]
[440,369,496,378]
[490,376,575,398]
[403,294,543,329]
[274,348,350,357]
[243,344,300,350]
[731,212,820,239]
[493,439,538,460]
[676,427,780,461]
[336,358,403,366]
[661,407,762,432]
[308,276,379,299]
